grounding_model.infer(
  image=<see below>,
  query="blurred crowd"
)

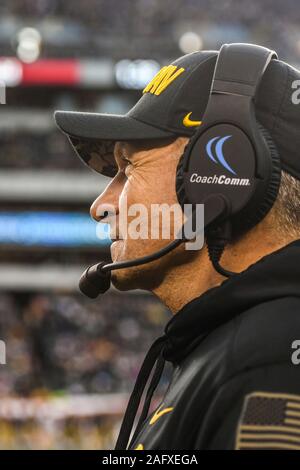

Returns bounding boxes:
[0,0,298,60]
[0,288,172,449]
[0,291,170,397]
[3,0,299,34]
[0,416,117,450]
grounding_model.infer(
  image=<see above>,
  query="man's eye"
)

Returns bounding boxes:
[121,155,131,165]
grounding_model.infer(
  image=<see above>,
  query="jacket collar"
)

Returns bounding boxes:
[163,239,300,362]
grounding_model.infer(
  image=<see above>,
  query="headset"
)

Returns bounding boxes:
[79,43,281,299]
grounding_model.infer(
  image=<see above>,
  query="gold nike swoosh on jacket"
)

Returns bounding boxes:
[183,112,202,127]
[149,405,174,425]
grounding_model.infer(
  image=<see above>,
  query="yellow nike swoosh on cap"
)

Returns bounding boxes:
[183,112,202,127]
[149,405,174,425]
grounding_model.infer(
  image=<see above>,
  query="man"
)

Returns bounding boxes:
[55,45,300,450]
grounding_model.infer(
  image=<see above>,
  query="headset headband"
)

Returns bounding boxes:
[212,43,277,97]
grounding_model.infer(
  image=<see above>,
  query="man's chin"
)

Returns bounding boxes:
[109,242,139,290]
[110,259,167,293]
[110,268,140,291]
[109,240,172,291]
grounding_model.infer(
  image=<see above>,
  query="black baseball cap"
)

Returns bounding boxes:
[54,46,300,180]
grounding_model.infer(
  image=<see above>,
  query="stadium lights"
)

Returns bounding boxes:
[0,58,22,86]
[115,59,160,89]
[179,31,203,54]
[16,27,41,63]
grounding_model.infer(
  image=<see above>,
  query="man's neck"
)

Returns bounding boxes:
[152,232,290,314]
[152,244,224,313]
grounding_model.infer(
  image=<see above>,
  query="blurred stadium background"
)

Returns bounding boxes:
[0,0,299,450]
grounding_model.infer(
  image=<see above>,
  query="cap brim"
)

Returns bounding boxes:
[54,111,176,177]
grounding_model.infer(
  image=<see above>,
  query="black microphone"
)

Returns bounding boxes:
[79,194,230,298]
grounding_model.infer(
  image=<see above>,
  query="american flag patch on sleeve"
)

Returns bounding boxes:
[235,391,300,450]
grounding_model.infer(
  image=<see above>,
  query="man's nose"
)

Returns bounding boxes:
[90,175,124,222]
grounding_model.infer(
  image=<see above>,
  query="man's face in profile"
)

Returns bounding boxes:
[90,136,195,291]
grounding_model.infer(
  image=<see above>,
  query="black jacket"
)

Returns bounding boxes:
[115,239,300,450]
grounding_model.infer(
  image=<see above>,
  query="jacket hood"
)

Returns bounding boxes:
[164,238,300,363]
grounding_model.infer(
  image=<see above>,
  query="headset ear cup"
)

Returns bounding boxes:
[232,123,281,236]
[176,123,282,238]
